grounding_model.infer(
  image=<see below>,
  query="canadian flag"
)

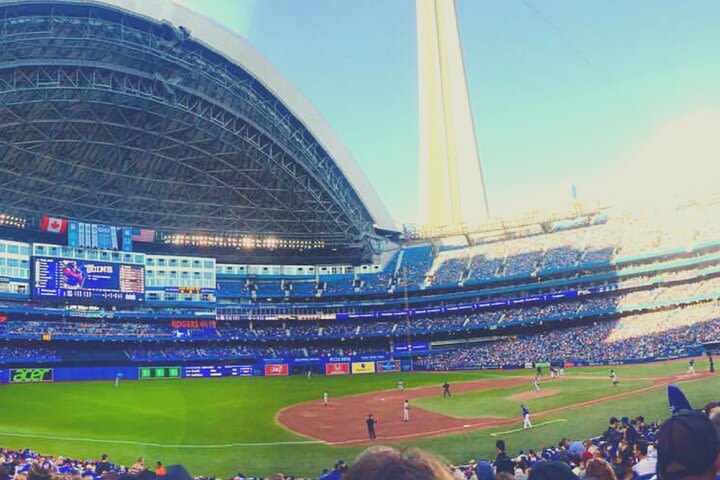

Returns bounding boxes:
[40,215,68,233]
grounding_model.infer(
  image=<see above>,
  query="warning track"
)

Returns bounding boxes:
[277,372,709,445]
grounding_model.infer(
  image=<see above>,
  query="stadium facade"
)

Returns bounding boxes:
[0,0,714,385]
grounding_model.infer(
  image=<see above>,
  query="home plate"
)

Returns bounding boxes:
[464,424,470,428]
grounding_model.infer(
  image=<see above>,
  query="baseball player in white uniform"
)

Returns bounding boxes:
[397,380,404,391]
[533,375,541,391]
[403,400,410,422]
[323,391,328,406]
[522,404,532,429]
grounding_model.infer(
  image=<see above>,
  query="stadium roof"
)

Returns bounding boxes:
[0,0,396,256]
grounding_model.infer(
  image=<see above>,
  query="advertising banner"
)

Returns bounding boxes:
[351,361,376,374]
[264,363,289,376]
[376,360,401,373]
[9,368,53,383]
[324,362,350,375]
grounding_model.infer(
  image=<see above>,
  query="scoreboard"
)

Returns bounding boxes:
[33,257,144,302]
[183,365,254,378]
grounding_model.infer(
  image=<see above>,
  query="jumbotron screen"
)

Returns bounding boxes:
[33,257,145,302]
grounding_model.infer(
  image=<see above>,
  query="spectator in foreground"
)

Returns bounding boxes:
[129,457,146,476]
[656,410,719,480]
[527,461,579,480]
[343,445,453,480]
[632,439,656,478]
[495,440,514,474]
[155,461,166,476]
[584,458,618,480]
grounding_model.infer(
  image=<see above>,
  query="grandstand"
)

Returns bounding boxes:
[0,0,716,478]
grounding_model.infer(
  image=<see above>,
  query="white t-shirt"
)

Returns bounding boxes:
[632,457,657,477]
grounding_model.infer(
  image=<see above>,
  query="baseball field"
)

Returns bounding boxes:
[0,359,715,476]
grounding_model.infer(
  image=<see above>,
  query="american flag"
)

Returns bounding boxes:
[131,227,155,242]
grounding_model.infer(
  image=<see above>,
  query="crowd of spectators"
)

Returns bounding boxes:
[2,273,720,344]
[0,321,175,339]
[342,403,719,480]
[125,343,385,362]
[0,345,59,362]
[400,245,435,288]
[417,302,720,370]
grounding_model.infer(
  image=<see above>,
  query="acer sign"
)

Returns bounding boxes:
[10,368,53,383]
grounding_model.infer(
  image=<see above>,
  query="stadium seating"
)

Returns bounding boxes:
[416,302,719,370]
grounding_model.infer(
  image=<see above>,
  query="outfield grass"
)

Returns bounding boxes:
[414,378,651,418]
[0,360,712,476]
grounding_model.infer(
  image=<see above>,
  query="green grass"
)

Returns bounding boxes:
[414,378,651,418]
[0,360,712,476]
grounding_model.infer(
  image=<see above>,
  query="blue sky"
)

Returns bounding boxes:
[178,0,720,224]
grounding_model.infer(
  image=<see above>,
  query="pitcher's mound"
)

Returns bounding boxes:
[508,389,560,401]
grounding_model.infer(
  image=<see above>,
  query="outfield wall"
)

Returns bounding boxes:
[0,353,701,384]
[0,356,415,384]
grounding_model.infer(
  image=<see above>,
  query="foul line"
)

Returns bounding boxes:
[490,419,568,437]
[0,431,324,448]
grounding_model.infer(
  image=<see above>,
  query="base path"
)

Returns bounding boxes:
[277,372,710,446]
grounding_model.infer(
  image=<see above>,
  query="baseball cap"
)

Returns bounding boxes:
[656,410,720,479]
[474,460,494,480]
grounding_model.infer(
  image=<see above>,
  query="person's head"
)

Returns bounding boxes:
[27,464,50,480]
[368,414,373,419]
[704,401,720,432]
[708,408,720,433]
[101,454,108,461]
[343,445,453,480]
[156,462,162,468]
[496,440,506,452]
[584,458,617,480]
[633,440,649,459]
[495,473,515,480]
[656,410,720,480]
[609,417,618,427]
[474,460,494,480]
[527,461,579,480]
